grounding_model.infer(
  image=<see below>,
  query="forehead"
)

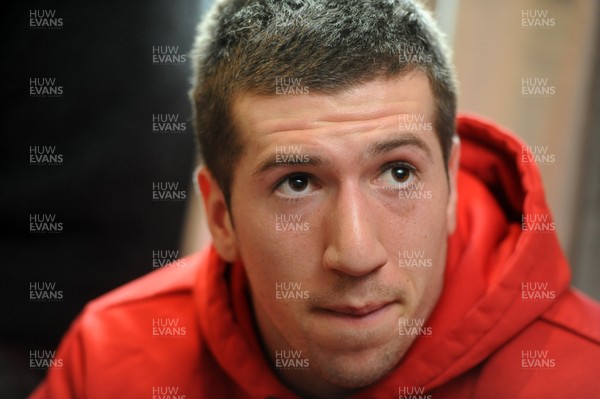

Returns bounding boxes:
[231,71,437,159]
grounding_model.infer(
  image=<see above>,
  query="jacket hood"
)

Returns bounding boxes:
[363,114,571,396]
[195,113,572,398]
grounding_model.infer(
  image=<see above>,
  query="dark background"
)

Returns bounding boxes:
[1,1,202,396]
[2,1,599,398]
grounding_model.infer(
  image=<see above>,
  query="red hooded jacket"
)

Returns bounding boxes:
[30,115,600,398]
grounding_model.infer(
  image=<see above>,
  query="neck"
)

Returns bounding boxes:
[249,292,358,398]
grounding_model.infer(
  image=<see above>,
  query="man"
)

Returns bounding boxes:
[31,0,600,398]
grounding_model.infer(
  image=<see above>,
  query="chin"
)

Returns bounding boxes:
[313,342,405,389]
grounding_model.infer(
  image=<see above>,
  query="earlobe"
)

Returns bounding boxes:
[197,167,239,262]
[446,136,461,234]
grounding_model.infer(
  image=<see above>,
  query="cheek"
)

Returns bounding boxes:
[235,215,319,342]
[380,190,448,251]
[379,188,449,299]
[411,197,448,305]
[233,203,320,303]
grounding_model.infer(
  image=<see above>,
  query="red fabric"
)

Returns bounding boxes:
[30,114,600,398]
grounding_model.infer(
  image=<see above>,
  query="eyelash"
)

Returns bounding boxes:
[380,161,418,179]
[280,195,309,203]
[272,173,315,202]
[273,173,308,190]
[271,161,419,199]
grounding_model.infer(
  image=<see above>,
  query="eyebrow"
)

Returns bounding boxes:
[366,134,433,160]
[252,154,328,177]
[252,133,433,177]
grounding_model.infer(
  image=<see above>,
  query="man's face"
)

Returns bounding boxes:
[208,71,458,392]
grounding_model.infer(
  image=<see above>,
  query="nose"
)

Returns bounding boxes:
[322,181,388,276]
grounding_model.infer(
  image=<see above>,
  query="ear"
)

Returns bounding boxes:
[197,166,239,262]
[446,136,461,235]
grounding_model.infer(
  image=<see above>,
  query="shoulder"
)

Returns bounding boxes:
[539,288,600,343]
[31,249,216,398]
[85,250,206,313]
[475,289,600,398]
[74,249,211,349]
[74,249,212,346]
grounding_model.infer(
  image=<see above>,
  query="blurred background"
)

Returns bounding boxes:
[2,0,599,397]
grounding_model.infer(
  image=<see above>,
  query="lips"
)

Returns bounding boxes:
[320,302,392,317]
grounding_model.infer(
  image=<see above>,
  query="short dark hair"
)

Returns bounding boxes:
[191,0,457,206]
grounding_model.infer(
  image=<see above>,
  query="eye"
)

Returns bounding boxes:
[378,162,416,188]
[274,174,316,198]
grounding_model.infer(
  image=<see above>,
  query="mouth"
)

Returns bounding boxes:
[316,301,395,324]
